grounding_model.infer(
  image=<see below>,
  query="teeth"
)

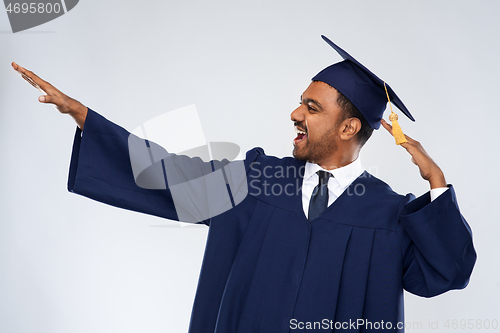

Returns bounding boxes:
[295,128,307,135]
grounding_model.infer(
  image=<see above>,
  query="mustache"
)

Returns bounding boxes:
[294,121,307,132]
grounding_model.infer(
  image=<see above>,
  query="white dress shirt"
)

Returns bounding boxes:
[302,158,448,218]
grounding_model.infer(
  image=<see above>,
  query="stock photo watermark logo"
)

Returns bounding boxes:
[128,105,248,224]
[3,0,79,32]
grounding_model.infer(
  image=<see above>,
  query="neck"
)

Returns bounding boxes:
[315,147,360,170]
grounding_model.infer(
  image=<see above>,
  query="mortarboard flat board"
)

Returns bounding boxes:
[312,35,415,130]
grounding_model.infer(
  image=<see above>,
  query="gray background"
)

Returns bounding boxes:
[1,0,499,332]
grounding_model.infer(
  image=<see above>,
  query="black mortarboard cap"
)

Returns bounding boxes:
[312,35,415,129]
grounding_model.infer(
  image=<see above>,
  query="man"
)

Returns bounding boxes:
[12,36,475,332]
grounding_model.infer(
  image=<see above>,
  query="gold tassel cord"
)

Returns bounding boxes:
[383,82,407,145]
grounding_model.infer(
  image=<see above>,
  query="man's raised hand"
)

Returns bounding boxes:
[380,119,447,190]
[12,62,88,130]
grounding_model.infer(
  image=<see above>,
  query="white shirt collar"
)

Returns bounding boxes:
[304,157,364,189]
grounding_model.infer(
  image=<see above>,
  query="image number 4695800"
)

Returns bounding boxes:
[4,0,79,33]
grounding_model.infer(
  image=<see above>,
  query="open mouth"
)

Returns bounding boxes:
[294,127,308,144]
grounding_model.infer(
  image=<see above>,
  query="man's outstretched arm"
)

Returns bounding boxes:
[12,63,252,224]
[12,62,88,130]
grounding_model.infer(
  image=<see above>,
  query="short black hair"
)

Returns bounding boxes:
[335,90,373,147]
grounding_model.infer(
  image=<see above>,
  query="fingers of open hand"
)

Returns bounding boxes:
[13,62,57,95]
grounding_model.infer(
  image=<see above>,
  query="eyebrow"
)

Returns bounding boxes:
[300,95,323,111]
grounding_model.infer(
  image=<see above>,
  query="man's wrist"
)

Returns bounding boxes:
[428,170,447,189]
[69,102,88,130]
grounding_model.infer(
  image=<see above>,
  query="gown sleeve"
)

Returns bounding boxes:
[397,186,477,297]
[67,108,181,221]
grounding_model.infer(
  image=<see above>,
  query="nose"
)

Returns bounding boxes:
[290,105,304,123]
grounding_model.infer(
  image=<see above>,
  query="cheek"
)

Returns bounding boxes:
[309,119,335,139]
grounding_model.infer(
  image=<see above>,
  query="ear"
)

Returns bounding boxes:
[339,117,361,141]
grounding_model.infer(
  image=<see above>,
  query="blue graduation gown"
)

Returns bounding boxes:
[68,109,476,332]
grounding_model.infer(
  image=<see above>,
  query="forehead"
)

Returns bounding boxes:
[302,81,339,107]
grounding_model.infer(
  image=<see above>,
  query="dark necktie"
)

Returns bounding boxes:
[308,170,331,221]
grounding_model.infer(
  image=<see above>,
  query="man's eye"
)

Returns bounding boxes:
[307,105,316,112]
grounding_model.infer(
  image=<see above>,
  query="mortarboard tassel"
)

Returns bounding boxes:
[383,82,407,145]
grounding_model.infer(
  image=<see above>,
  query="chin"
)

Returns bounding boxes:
[292,146,308,161]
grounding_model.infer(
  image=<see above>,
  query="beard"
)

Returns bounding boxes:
[293,129,338,165]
